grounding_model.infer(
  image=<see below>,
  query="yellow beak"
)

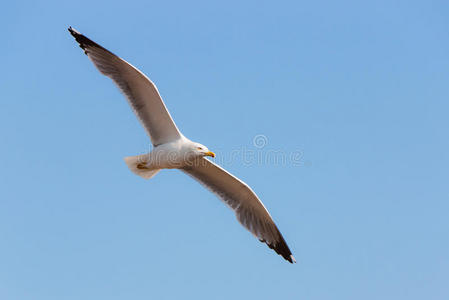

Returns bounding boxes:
[205,151,216,158]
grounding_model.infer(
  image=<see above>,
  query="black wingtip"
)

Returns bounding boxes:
[68,26,80,38]
[260,228,296,264]
[68,26,115,56]
[68,26,88,54]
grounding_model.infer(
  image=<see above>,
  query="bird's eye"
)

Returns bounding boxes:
[197,147,202,150]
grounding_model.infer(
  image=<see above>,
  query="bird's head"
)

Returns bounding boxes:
[192,143,215,158]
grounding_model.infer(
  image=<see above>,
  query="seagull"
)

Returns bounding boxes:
[68,27,295,263]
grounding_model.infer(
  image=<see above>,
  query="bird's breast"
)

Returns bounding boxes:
[147,143,193,169]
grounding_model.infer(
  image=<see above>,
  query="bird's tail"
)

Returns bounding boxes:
[124,154,160,179]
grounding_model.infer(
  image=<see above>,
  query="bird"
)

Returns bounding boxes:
[68,26,295,263]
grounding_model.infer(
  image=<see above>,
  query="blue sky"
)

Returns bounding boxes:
[1,0,448,299]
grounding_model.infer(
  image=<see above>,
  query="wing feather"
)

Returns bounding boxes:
[68,27,181,146]
[182,158,295,263]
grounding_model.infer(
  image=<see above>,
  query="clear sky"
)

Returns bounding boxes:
[1,0,448,299]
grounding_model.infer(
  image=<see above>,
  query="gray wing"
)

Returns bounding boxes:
[69,27,181,146]
[182,158,295,263]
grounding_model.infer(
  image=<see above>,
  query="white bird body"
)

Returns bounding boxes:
[149,139,187,169]
[69,27,295,263]
[124,137,211,176]
[142,137,193,169]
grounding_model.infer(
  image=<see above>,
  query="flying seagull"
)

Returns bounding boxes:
[68,27,295,263]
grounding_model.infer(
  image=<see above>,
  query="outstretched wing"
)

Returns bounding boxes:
[68,27,181,146]
[182,158,295,263]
